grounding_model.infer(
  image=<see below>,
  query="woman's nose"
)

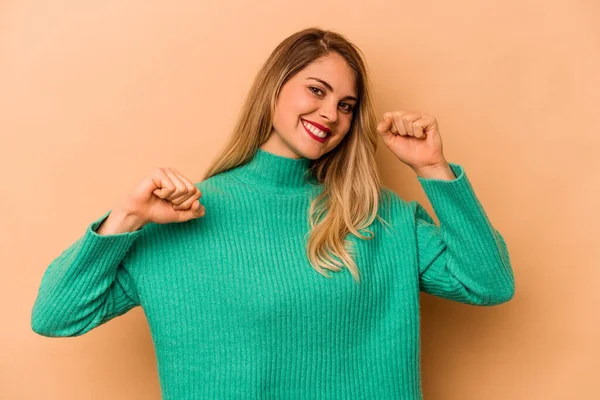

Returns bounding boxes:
[319,102,338,123]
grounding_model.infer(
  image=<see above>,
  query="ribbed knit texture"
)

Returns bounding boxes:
[31,148,515,399]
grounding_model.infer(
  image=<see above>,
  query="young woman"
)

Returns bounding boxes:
[31,27,515,399]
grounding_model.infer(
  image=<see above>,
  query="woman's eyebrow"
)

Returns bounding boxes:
[307,77,358,102]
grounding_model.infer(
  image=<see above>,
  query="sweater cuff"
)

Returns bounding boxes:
[416,163,487,224]
[84,210,143,262]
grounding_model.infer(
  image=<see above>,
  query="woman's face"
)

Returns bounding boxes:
[261,52,358,160]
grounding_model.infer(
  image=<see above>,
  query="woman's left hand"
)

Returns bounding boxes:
[376,110,447,172]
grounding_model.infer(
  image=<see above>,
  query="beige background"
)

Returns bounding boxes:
[2,0,599,399]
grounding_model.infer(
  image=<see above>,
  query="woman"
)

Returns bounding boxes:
[31,27,515,399]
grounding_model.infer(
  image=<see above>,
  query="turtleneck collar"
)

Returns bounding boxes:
[228,148,319,195]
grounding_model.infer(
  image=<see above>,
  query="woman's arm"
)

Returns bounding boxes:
[413,163,515,306]
[31,210,144,337]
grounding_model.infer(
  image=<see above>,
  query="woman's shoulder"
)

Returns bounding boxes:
[378,186,421,224]
[379,186,406,209]
[194,170,240,197]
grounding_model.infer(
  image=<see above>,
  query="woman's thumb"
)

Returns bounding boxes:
[185,200,205,220]
[377,117,392,134]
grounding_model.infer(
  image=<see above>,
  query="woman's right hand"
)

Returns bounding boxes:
[120,167,205,226]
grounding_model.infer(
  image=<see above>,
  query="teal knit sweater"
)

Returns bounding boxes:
[31,148,515,399]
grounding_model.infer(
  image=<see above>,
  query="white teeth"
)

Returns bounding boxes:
[302,120,329,138]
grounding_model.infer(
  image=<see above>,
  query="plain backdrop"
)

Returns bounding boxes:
[2,0,599,399]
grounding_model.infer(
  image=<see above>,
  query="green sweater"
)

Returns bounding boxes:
[31,148,515,399]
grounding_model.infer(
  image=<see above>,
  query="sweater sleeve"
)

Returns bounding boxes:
[31,210,144,337]
[413,162,515,306]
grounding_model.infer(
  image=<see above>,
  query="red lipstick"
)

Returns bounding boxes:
[301,119,330,143]
[302,119,332,134]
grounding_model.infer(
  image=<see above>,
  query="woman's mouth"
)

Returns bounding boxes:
[301,119,330,143]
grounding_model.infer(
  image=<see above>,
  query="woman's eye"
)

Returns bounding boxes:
[340,102,353,112]
[310,86,353,113]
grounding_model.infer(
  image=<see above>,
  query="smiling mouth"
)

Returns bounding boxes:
[302,123,329,143]
[301,119,331,140]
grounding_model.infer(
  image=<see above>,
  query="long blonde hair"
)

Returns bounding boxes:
[203,27,389,283]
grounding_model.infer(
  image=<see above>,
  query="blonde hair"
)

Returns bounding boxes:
[202,27,389,283]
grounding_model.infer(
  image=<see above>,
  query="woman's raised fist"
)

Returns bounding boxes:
[121,167,205,226]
